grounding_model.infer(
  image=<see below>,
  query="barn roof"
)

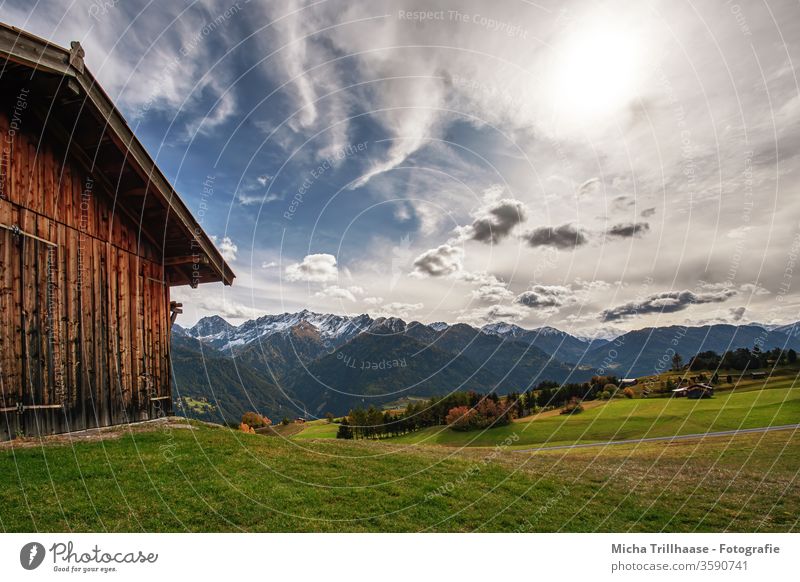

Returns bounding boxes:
[0,23,234,286]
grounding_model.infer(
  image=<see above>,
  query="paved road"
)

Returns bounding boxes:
[514,423,800,453]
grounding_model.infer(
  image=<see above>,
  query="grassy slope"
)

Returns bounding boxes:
[291,420,339,439]
[0,421,797,532]
[388,382,799,448]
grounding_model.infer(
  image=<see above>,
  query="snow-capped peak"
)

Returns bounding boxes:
[481,322,526,337]
[188,315,234,339]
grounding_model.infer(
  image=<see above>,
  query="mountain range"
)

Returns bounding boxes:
[170,311,799,421]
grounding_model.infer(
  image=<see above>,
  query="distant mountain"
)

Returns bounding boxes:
[285,319,588,414]
[289,331,499,415]
[192,309,373,351]
[170,335,298,423]
[581,323,800,377]
[172,323,188,337]
[182,311,602,362]
[235,321,333,381]
[774,321,800,339]
[172,312,800,418]
[482,322,607,362]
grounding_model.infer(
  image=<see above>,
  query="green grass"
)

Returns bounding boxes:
[0,420,797,532]
[292,420,340,439]
[388,381,799,449]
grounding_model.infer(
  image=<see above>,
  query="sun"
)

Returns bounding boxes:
[550,20,645,124]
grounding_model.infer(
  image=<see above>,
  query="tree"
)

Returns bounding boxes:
[788,349,798,364]
[241,411,271,429]
[726,374,733,384]
[366,406,384,439]
[445,398,515,432]
[560,397,584,415]
[336,418,353,439]
[324,411,334,423]
[349,407,367,439]
[445,406,475,431]
[672,352,684,371]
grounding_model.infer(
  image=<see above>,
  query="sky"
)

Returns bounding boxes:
[3,0,799,334]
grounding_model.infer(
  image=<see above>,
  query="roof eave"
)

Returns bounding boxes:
[0,22,235,286]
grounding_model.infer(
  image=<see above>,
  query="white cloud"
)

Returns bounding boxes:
[171,287,260,321]
[740,283,770,296]
[285,253,339,283]
[377,302,424,318]
[237,191,283,206]
[315,285,364,302]
[211,235,238,262]
[470,275,514,303]
[458,304,529,324]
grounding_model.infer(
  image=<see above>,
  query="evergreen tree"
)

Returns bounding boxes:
[336,418,353,439]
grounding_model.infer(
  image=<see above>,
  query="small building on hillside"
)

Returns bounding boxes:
[0,24,234,440]
[619,378,638,388]
[751,371,767,380]
[672,383,714,399]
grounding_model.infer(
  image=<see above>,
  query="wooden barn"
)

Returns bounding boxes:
[0,24,234,441]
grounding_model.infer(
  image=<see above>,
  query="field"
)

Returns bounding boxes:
[291,419,339,439]
[0,419,797,532]
[387,383,800,448]
[2,371,797,533]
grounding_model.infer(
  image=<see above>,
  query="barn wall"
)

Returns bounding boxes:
[0,111,172,441]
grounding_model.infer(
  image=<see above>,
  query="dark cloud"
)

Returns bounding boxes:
[607,222,650,238]
[463,198,528,244]
[600,289,737,321]
[522,224,587,249]
[640,207,656,218]
[412,244,463,277]
[515,285,572,308]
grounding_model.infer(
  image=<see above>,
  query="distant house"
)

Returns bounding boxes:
[751,371,767,380]
[620,378,638,388]
[686,383,714,399]
[672,383,714,399]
